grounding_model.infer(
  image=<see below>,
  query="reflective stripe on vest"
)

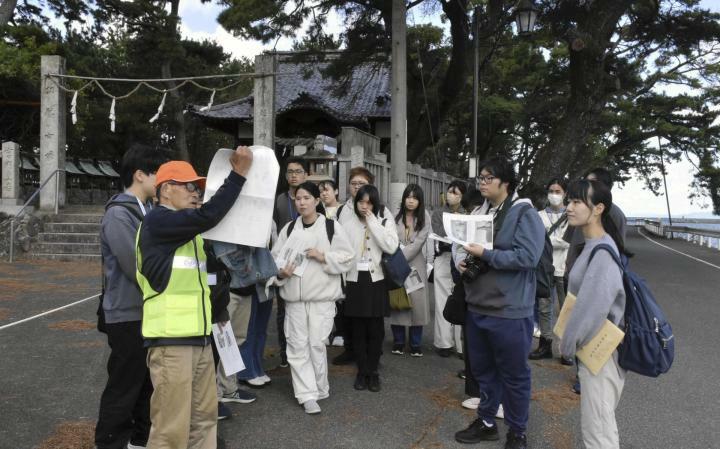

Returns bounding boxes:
[136,229,211,339]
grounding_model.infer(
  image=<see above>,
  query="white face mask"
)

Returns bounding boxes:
[547,193,564,207]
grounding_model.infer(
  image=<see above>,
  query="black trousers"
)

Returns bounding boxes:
[351,316,384,375]
[95,321,153,449]
[276,296,287,357]
[462,323,480,397]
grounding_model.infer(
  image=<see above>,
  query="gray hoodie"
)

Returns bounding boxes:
[101,193,150,323]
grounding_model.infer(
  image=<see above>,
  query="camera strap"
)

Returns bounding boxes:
[491,195,519,238]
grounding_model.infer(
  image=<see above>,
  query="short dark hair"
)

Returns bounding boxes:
[545,177,568,192]
[584,167,613,190]
[478,157,518,193]
[318,179,338,191]
[447,180,468,196]
[285,156,308,173]
[462,187,485,211]
[354,184,382,218]
[349,166,375,185]
[119,143,165,189]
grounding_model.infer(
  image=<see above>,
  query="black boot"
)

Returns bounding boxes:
[528,337,553,360]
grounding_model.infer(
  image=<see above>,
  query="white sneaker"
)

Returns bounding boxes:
[244,377,266,387]
[332,335,344,347]
[533,326,541,338]
[303,399,321,414]
[259,374,271,384]
[495,403,504,419]
[461,397,480,410]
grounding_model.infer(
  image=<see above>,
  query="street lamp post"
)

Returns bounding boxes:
[470,0,538,179]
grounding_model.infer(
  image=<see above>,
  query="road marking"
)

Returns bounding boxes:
[638,228,720,271]
[0,293,100,331]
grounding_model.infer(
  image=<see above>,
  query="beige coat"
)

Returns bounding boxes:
[389,211,431,327]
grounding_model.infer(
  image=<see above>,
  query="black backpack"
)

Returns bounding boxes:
[517,204,555,298]
[97,202,144,333]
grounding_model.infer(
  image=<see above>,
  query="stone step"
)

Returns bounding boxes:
[47,213,103,224]
[37,232,100,244]
[28,253,101,262]
[43,222,101,234]
[33,242,101,255]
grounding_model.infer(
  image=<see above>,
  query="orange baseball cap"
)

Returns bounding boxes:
[154,161,206,189]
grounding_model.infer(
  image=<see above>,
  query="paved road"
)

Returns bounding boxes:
[0,228,718,449]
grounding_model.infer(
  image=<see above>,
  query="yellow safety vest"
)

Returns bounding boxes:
[136,227,212,339]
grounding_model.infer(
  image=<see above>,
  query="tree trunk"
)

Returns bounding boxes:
[528,0,633,193]
[162,0,190,161]
[406,0,505,165]
[0,0,18,28]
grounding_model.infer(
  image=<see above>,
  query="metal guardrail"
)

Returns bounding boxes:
[641,219,720,250]
[4,169,65,262]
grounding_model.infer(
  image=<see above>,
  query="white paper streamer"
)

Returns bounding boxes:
[149,91,167,123]
[199,89,216,111]
[109,97,116,132]
[70,91,78,125]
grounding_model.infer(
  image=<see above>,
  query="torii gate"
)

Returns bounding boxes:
[35,53,277,212]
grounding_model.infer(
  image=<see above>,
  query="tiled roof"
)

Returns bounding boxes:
[192,54,391,124]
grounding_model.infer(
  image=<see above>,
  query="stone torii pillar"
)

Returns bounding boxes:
[253,53,276,149]
[39,55,66,211]
[0,141,24,215]
[389,0,407,215]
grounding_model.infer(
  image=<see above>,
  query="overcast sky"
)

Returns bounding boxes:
[177,1,719,217]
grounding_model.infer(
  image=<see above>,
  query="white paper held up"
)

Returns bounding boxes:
[212,322,245,376]
[201,146,279,247]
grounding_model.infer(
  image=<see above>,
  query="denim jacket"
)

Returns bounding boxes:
[211,242,278,302]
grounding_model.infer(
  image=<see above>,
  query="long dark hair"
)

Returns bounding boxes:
[395,184,426,230]
[354,184,382,218]
[295,181,326,216]
[567,180,629,256]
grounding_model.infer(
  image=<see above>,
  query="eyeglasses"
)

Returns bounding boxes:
[286,169,305,176]
[350,182,368,188]
[477,175,497,185]
[168,181,202,194]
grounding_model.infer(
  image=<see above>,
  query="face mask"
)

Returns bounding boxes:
[446,192,460,206]
[547,193,564,207]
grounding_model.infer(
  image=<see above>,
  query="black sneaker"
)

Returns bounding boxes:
[391,344,404,355]
[457,369,466,380]
[504,431,527,449]
[332,350,355,365]
[437,347,453,358]
[217,402,232,421]
[367,373,381,392]
[410,347,423,357]
[279,352,289,368]
[560,356,574,366]
[353,373,367,391]
[454,418,499,444]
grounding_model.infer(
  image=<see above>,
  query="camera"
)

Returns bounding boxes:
[462,255,489,282]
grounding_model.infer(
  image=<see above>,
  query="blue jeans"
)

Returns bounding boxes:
[236,293,273,380]
[466,312,533,434]
[391,325,423,348]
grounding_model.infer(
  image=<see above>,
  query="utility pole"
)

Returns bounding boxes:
[471,6,480,179]
[389,0,407,214]
[658,136,674,239]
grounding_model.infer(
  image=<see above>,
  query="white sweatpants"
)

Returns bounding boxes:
[433,252,462,352]
[284,301,336,404]
[579,353,626,449]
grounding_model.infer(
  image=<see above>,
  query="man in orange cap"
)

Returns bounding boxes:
[135,146,253,449]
